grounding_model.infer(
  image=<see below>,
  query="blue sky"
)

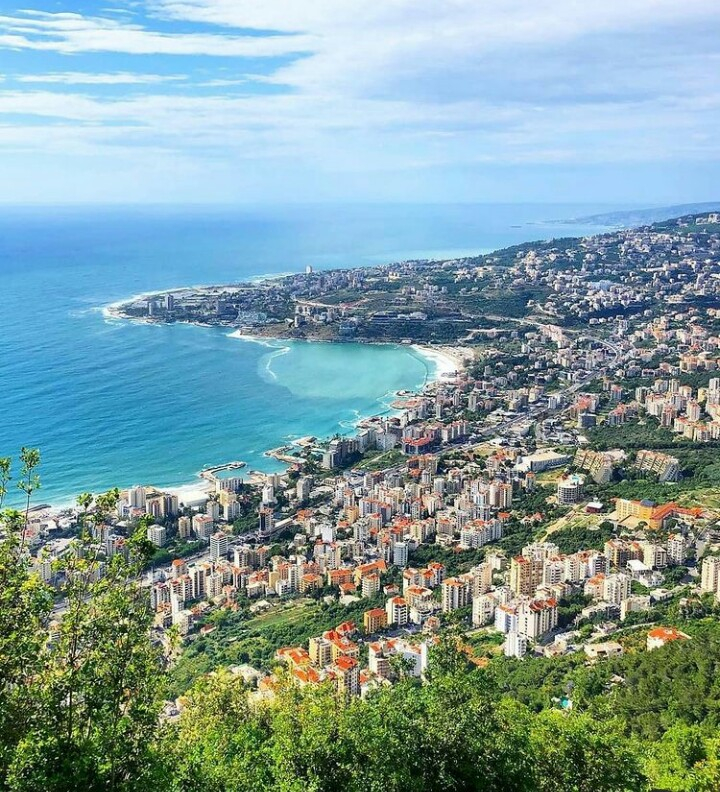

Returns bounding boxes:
[0,0,719,204]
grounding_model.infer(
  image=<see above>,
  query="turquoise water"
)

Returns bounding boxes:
[0,203,618,506]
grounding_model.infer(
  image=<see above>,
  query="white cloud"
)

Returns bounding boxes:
[0,0,719,201]
[15,71,187,85]
[0,10,316,57]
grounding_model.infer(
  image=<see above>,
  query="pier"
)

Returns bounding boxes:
[199,460,246,484]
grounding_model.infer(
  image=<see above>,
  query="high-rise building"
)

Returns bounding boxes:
[331,656,360,700]
[441,577,470,613]
[177,515,191,539]
[146,524,167,547]
[210,531,229,561]
[393,541,409,568]
[128,486,146,510]
[602,573,631,604]
[258,508,274,535]
[192,513,214,540]
[556,474,585,505]
[701,556,720,597]
[666,535,686,565]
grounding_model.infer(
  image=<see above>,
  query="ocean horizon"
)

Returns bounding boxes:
[0,202,624,508]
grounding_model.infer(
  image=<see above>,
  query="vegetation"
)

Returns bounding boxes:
[551,520,617,554]
[163,639,647,792]
[0,451,164,791]
[168,593,388,696]
[2,449,720,790]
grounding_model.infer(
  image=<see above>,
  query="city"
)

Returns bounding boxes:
[20,212,720,720]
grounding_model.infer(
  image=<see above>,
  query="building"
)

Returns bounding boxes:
[504,632,527,658]
[509,555,535,596]
[308,637,333,667]
[635,450,680,482]
[441,577,470,613]
[393,541,409,568]
[361,572,381,598]
[666,534,687,565]
[700,556,720,597]
[192,513,214,540]
[646,627,690,651]
[602,573,631,605]
[517,597,558,640]
[258,507,274,535]
[209,531,229,561]
[146,524,167,547]
[331,656,360,700]
[472,593,497,627]
[509,544,557,596]
[517,450,572,473]
[386,596,409,627]
[363,607,388,634]
[584,641,623,660]
[556,474,585,505]
[614,499,703,530]
[177,515,192,539]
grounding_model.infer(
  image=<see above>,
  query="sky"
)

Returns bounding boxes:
[0,0,719,204]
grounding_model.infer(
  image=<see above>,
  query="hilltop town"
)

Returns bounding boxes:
[20,211,720,713]
[111,211,720,345]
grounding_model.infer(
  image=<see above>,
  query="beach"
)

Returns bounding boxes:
[28,334,470,515]
[0,203,599,510]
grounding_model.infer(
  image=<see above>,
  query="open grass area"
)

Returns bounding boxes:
[675,487,720,512]
[355,449,406,471]
[245,599,318,630]
[539,509,603,541]
[535,468,567,485]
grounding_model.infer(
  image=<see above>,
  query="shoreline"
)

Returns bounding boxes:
[33,315,471,517]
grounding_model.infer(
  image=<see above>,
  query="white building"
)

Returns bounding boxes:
[666,535,686,565]
[146,524,167,547]
[700,556,720,598]
[504,632,528,658]
[441,577,470,613]
[210,531,229,561]
[472,593,497,626]
[556,474,585,505]
[192,513,214,540]
[602,573,631,605]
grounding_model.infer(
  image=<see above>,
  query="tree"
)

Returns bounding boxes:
[0,451,165,791]
[529,710,645,792]
[0,508,53,785]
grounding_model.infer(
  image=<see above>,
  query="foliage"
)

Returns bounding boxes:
[549,521,617,554]
[163,640,644,792]
[0,451,164,791]
[2,448,720,791]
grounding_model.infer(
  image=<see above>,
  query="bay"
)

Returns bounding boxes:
[0,202,619,506]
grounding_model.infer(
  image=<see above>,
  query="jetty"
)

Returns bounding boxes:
[199,460,246,484]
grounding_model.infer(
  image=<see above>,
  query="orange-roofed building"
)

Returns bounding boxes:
[292,666,324,687]
[276,646,311,669]
[330,655,360,700]
[336,621,357,637]
[363,607,388,634]
[354,559,388,585]
[328,568,354,587]
[647,627,691,651]
[299,573,323,593]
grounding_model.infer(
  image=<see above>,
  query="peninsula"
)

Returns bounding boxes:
[9,210,720,791]
[108,211,720,345]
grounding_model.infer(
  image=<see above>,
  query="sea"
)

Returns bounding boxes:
[0,202,622,508]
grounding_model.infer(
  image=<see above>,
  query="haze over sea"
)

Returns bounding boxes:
[0,203,618,508]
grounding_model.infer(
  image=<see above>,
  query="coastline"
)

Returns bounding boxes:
[34,316,471,517]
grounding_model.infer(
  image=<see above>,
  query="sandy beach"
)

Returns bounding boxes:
[412,344,472,380]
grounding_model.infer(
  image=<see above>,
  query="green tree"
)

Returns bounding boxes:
[0,451,165,791]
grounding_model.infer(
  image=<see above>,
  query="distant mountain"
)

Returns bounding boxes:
[566,202,720,228]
